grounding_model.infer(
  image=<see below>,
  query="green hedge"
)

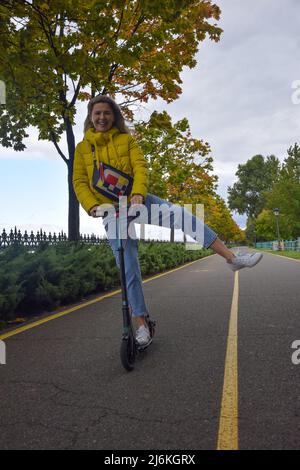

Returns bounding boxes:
[0,242,212,324]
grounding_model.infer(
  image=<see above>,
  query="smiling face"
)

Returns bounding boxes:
[91,102,115,132]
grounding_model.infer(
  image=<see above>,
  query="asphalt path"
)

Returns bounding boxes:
[238,252,300,449]
[0,250,300,450]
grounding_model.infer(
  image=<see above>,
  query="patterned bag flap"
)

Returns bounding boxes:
[91,145,133,202]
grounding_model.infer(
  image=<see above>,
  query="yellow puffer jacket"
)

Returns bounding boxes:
[73,127,149,214]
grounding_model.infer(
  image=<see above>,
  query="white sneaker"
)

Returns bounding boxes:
[135,325,151,347]
[228,252,263,272]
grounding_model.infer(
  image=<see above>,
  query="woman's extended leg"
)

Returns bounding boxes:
[143,193,218,249]
[209,238,235,262]
[142,193,262,270]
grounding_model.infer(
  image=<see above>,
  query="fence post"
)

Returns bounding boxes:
[297,238,300,252]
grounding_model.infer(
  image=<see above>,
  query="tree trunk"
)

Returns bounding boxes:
[170,227,175,243]
[67,161,80,241]
[65,118,80,241]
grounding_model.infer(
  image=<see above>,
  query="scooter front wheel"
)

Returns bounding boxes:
[120,334,136,371]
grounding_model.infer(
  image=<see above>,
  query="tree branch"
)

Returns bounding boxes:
[50,130,68,164]
[118,96,147,107]
[114,5,125,39]
[69,78,81,108]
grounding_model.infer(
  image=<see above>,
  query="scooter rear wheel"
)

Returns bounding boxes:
[120,334,136,371]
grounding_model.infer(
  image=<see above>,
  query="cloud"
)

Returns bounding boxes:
[0,101,88,161]
[141,0,300,209]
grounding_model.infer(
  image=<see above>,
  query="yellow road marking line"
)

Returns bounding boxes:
[0,255,213,341]
[0,290,121,341]
[217,271,239,450]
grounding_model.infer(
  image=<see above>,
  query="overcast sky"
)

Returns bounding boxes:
[1,0,300,236]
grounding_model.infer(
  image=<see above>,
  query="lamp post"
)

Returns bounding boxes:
[273,208,280,250]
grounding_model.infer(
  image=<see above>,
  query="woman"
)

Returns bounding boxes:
[73,95,263,346]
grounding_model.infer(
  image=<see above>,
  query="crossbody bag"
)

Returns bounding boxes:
[91,144,134,203]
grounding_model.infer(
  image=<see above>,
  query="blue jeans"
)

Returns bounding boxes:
[104,193,218,317]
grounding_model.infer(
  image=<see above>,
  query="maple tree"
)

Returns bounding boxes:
[135,111,244,243]
[203,194,245,243]
[135,111,217,201]
[0,0,222,239]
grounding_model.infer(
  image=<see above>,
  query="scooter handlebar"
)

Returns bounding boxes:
[93,204,134,218]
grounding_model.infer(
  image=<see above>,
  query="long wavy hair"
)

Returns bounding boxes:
[83,95,130,134]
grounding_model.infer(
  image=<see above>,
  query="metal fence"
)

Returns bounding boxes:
[0,227,176,249]
[256,238,300,251]
[0,227,107,249]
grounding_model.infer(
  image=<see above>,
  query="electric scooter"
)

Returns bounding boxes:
[116,205,156,372]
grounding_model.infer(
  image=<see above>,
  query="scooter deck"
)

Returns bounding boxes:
[136,337,153,352]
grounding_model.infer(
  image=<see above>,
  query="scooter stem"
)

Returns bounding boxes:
[116,208,132,331]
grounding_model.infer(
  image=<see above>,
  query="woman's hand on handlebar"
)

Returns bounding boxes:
[90,195,144,217]
[89,205,103,218]
[131,194,143,206]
